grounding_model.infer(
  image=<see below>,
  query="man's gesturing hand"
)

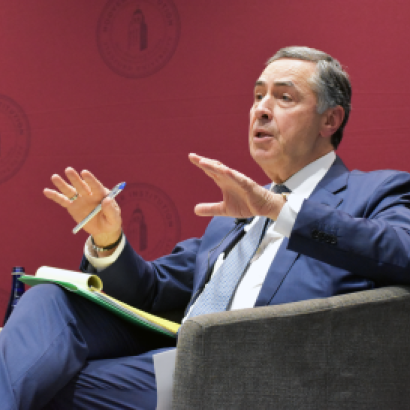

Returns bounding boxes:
[189,153,286,220]
[43,168,122,248]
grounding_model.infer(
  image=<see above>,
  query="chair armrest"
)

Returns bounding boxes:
[173,286,410,410]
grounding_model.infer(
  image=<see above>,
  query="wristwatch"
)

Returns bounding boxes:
[91,232,123,253]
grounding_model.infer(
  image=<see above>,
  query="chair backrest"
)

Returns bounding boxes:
[173,286,410,409]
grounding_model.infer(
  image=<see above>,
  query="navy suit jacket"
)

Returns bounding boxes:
[81,156,410,315]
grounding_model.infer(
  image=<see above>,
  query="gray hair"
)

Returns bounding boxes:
[267,46,351,149]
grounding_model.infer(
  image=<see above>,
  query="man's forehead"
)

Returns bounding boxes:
[256,58,317,88]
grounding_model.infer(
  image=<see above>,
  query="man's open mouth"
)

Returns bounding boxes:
[255,132,272,138]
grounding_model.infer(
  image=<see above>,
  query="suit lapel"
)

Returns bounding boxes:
[255,156,349,307]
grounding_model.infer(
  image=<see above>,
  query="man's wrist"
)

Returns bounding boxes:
[91,229,123,256]
[91,231,123,253]
[85,233,126,267]
[91,228,123,248]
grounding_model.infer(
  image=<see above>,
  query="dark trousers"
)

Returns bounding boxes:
[0,284,176,409]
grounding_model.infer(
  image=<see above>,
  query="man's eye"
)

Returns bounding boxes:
[281,94,292,102]
[255,93,263,101]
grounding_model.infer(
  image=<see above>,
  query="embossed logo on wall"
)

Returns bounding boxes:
[0,96,30,184]
[116,183,181,260]
[97,0,180,78]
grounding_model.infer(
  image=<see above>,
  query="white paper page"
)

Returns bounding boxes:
[153,348,177,410]
[35,266,102,290]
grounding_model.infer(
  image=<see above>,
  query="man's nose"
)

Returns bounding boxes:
[254,97,272,120]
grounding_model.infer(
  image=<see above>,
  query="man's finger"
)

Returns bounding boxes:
[189,154,224,183]
[81,170,109,197]
[50,175,77,200]
[101,197,122,227]
[190,154,229,179]
[65,168,92,197]
[224,167,255,192]
[197,157,224,172]
[188,152,201,163]
[189,153,223,169]
[196,161,224,175]
[43,188,72,208]
[194,202,225,217]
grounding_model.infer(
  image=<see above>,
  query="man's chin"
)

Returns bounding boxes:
[250,148,279,166]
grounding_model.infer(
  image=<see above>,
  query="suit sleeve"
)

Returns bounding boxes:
[80,236,201,312]
[288,172,410,285]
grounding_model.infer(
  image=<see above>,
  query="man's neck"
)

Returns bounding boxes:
[268,148,335,184]
[277,151,336,193]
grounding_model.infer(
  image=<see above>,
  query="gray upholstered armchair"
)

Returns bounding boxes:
[172,286,410,409]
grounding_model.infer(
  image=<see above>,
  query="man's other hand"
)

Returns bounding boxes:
[43,168,122,248]
[189,153,286,221]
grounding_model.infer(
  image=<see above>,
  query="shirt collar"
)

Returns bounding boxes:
[271,151,336,199]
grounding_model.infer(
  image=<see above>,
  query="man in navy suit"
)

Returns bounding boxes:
[2,46,410,409]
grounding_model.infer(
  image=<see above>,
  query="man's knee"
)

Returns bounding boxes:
[9,284,77,328]
[17,284,71,311]
[21,283,67,302]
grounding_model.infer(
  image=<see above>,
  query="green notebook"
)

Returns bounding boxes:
[20,266,180,338]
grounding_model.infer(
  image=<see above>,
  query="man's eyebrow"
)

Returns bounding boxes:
[273,80,295,88]
[254,80,297,89]
[254,80,265,88]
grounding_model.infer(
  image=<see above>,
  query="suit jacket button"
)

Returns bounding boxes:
[330,236,337,245]
[311,229,319,239]
[324,234,332,243]
[318,232,325,241]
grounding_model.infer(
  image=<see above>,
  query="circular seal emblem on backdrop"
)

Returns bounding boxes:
[116,183,181,260]
[97,0,180,78]
[0,95,30,184]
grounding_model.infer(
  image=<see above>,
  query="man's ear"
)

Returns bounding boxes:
[320,105,345,138]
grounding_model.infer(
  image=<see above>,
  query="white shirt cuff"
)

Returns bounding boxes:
[274,194,305,237]
[84,234,127,271]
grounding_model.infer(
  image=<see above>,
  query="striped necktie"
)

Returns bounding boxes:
[186,184,291,319]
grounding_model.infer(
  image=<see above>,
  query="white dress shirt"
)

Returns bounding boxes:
[228,151,336,310]
[85,151,336,313]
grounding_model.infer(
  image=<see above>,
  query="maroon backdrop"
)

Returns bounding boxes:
[0,0,409,317]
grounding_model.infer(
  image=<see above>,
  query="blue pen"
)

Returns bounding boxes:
[72,182,126,234]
